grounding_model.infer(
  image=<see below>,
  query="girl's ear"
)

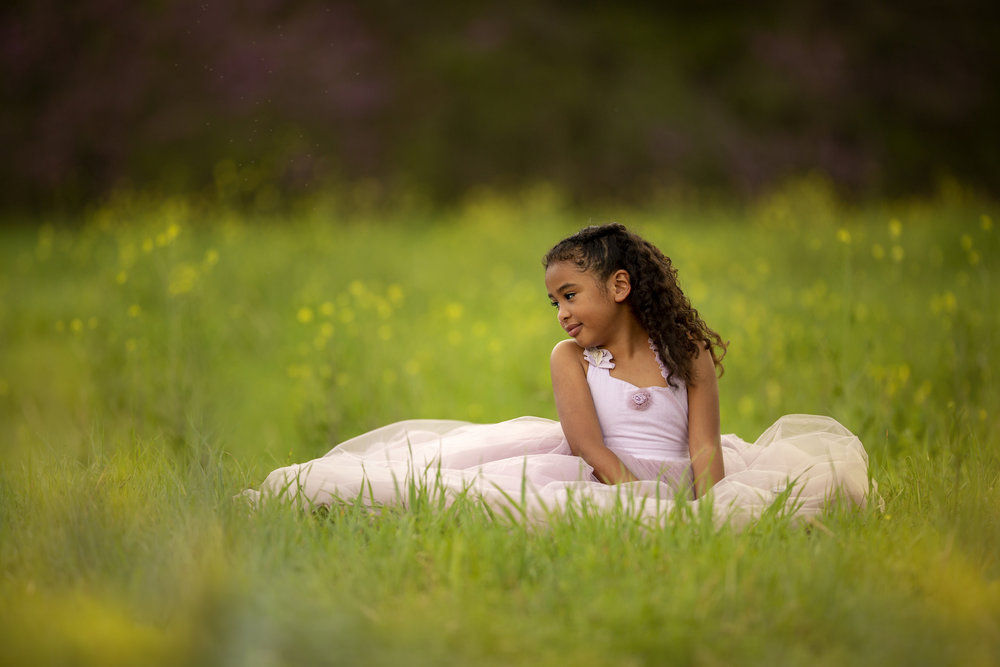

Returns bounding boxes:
[610,269,631,303]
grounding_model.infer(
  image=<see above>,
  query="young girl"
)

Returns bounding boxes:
[244,224,873,525]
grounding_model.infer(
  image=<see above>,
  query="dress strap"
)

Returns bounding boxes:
[648,338,669,381]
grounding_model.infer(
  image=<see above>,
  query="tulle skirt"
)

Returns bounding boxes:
[241,414,875,528]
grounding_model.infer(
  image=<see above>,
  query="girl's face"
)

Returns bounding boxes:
[544,261,620,348]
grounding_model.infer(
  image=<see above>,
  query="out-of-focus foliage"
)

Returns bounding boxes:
[2,0,998,209]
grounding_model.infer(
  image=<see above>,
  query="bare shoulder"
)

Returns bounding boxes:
[550,339,587,376]
[689,341,718,385]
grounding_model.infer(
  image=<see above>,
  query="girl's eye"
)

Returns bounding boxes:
[565,293,575,300]
[549,301,559,308]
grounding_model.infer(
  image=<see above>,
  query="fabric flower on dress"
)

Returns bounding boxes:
[629,390,652,410]
[583,347,615,369]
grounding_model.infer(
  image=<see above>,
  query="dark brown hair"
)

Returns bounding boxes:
[544,223,726,385]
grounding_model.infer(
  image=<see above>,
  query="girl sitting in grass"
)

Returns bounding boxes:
[245,223,874,525]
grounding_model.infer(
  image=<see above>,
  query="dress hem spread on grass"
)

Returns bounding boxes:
[243,347,875,528]
[241,414,874,528]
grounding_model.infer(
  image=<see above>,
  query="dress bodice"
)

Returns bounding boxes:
[584,342,689,463]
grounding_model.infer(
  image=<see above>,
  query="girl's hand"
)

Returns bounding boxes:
[550,340,639,484]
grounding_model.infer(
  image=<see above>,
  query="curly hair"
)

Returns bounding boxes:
[543,223,726,386]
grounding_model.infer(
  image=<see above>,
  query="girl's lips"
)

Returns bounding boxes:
[565,324,582,337]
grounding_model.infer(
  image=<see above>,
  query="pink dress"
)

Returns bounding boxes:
[244,345,875,527]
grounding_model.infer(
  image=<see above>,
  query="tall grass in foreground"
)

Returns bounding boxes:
[1,182,998,665]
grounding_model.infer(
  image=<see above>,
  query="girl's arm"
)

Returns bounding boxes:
[550,340,639,485]
[687,343,725,497]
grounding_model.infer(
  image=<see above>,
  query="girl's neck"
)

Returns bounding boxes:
[599,311,650,362]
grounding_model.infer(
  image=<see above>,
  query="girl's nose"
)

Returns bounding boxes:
[557,303,569,321]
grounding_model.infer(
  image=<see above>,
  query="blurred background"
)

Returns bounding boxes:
[2,0,998,213]
[2,6,998,662]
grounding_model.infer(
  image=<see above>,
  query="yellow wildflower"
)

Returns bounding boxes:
[297,307,314,324]
[765,380,781,406]
[944,291,957,312]
[914,380,932,405]
[932,291,958,315]
[168,264,199,295]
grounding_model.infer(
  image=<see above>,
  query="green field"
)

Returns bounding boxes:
[2,182,998,665]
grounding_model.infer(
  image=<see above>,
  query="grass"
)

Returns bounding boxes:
[1,180,998,665]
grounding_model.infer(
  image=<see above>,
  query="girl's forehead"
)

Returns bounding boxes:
[545,260,584,277]
[545,261,596,287]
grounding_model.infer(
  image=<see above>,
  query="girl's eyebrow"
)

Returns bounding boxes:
[548,282,578,299]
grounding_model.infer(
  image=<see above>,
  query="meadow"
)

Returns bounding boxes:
[1,181,997,665]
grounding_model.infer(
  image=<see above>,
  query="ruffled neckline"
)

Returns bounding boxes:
[583,339,669,382]
[582,346,614,370]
